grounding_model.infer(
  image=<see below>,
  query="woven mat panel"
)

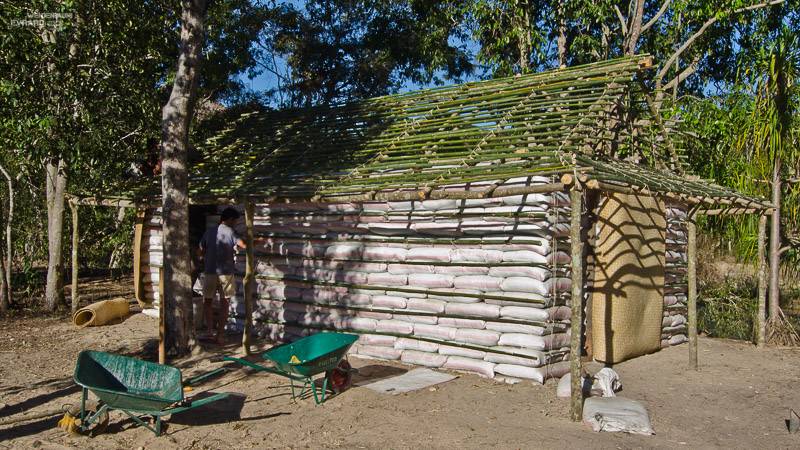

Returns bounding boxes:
[592,193,665,363]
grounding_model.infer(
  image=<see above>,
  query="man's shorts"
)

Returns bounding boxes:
[202,274,236,300]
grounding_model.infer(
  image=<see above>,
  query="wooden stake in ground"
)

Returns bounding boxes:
[757,215,767,348]
[688,219,697,371]
[242,200,255,355]
[569,188,584,421]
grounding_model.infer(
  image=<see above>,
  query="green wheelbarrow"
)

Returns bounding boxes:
[71,350,232,436]
[220,332,359,405]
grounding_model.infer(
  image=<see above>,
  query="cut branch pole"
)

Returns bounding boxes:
[569,188,584,421]
[757,215,767,348]
[70,202,79,315]
[158,266,165,365]
[242,200,255,355]
[688,219,697,371]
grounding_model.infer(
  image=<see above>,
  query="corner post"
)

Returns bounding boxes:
[242,200,255,355]
[569,188,584,421]
[687,218,697,370]
[757,215,767,348]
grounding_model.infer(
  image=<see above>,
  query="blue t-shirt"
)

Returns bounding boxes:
[199,223,240,275]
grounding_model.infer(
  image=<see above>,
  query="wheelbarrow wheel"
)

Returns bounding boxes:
[65,401,109,437]
[326,359,352,394]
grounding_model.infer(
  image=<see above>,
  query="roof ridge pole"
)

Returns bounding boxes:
[687,216,698,370]
[757,214,767,348]
[569,186,584,421]
[242,199,255,356]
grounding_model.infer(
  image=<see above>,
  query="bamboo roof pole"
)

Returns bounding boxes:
[687,218,698,371]
[69,202,80,316]
[242,200,255,356]
[569,187,584,421]
[757,215,767,348]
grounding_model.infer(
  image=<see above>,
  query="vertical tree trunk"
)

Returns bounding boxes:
[0,217,7,313]
[0,162,13,308]
[45,157,68,312]
[625,0,646,56]
[769,156,781,320]
[557,0,566,67]
[757,214,767,347]
[160,0,205,358]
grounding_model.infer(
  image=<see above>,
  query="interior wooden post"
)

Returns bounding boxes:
[242,200,255,355]
[757,215,767,348]
[158,266,165,365]
[687,219,697,370]
[569,188,584,421]
[69,201,80,316]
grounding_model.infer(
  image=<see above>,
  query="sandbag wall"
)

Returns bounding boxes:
[139,208,164,306]
[663,201,688,347]
[213,177,571,384]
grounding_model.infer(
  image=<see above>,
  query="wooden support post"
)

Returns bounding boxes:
[569,188,584,422]
[757,215,767,348]
[687,219,697,370]
[69,202,80,316]
[158,266,165,365]
[242,200,255,356]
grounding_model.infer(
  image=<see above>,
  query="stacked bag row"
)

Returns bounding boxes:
[663,201,689,347]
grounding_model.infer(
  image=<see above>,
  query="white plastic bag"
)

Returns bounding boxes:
[583,397,655,435]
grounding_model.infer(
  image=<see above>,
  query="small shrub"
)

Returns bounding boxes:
[698,277,758,342]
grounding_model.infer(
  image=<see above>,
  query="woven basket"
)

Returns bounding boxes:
[592,193,665,363]
[73,298,131,327]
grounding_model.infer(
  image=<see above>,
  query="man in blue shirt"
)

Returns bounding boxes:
[198,207,247,344]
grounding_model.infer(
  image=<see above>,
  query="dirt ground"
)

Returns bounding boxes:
[2,277,800,449]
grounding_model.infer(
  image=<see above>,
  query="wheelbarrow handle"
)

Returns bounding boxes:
[183,367,228,386]
[220,356,308,383]
[168,392,231,415]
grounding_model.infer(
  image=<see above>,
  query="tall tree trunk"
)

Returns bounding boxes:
[624,0,646,56]
[769,145,781,319]
[160,0,205,357]
[0,161,12,309]
[45,157,68,312]
[0,214,7,313]
[557,0,566,67]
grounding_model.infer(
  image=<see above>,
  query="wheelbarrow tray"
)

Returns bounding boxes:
[73,350,231,436]
[263,332,359,377]
[74,350,183,412]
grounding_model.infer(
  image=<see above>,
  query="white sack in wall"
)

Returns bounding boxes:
[494,360,570,384]
[393,314,438,325]
[454,328,500,346]
[444,302,501,318]
[407,247,452,262]
[500,305,571,321]
[406,298,447,313]
[401,350,448,368]
[376,319,414,335]
[394,338,440,352]
[372,295,407,309]
[356,344,403,360]
[443,356,496,378]
[438,317,486,329]
[438,345,487,359]
[413,324,457,340]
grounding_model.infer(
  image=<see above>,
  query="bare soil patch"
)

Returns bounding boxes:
[1,276,799,449]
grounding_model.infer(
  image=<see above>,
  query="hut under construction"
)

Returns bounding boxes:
[71,55,774,416]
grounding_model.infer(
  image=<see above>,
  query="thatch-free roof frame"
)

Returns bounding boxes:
[75,55,771,215]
